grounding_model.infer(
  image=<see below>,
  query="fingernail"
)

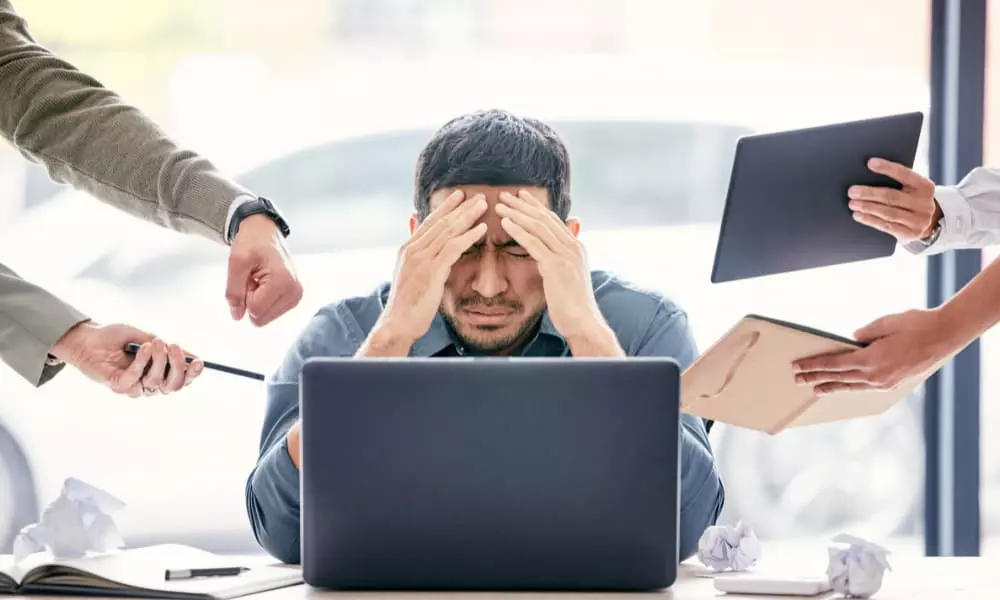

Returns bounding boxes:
[848,186,861,198]
[853,212,863,221]
[868,158,882,168]
[849,201,860,210]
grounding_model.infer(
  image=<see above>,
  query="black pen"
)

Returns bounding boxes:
[124,343,265,382]
[164,567,250,581]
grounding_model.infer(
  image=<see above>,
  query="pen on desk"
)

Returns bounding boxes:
[164,567,251,580]
[124,343,265,382]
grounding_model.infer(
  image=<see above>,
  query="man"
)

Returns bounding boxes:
[245,109,725,565]
[0,0,303,393]
[794,160,1000,393]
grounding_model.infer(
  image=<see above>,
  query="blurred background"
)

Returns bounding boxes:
[0,0,996,558]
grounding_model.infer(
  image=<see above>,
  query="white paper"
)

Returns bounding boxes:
[696,521,761,572]
[826,533,892,598]
[13,478,126,563]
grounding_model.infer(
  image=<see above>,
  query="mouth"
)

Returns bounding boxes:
[461,307,516,326]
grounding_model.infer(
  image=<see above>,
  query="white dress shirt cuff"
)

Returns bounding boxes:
[903,184,973,255]
[224,194,257,245]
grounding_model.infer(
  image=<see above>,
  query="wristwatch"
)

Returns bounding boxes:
[227,196,291,242]
[917,219,943,248]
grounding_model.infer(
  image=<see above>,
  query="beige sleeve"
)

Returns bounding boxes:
[0,0,252,244]
[0,261,88,387]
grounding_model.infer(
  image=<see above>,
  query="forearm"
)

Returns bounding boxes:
[0,262,88,386]
[566,321,625,357]
[355,321,416,357]
[245,433,302,564]
[0,1,248,244]
[938,255,1000,349]
[677,415,724,561]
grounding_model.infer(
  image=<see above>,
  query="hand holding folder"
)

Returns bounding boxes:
[680,315,950,435]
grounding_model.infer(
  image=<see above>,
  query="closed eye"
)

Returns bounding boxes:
[495,240,530,258]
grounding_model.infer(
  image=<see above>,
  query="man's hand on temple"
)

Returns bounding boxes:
[792,308,962,394]
[495,190,621,356]
[365,190,489,354]
[226,214,303,327]
[49,321,204,397]
[847,158,942,243]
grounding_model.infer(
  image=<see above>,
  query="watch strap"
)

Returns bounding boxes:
[227,197,290,242]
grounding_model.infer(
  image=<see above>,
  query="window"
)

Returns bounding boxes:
[0,0,931,556]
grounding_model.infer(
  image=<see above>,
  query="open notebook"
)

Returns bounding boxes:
[0,544,302,599]
[681,314,949,435]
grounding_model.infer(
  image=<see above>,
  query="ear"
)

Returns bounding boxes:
[409,213,420,236]
[565,217,581,237]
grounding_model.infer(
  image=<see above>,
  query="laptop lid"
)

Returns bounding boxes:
[710,111,924,283]
[299,357,681,591]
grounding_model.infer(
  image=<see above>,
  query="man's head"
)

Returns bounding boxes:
[410,109,577,355]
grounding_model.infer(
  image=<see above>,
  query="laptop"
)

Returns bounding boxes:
[299,357,682,591]
[710,111,924,283]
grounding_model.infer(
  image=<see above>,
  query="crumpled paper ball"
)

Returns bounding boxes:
[697,520,761,572]
[826,533,892,598]
[13,477,126,562]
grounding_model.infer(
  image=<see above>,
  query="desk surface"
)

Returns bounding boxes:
[26,557,994,600]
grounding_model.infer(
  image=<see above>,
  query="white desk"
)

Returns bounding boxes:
[18,555,992,599]
[244,558,992,599]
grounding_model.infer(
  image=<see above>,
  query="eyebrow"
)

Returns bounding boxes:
[469,239,524,250]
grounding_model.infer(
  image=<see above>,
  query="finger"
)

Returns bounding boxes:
[409,189,466,245]
[116,342,152,392]
[848,199,914,225]
[420,194,489,253]
[184,359,205,387]
[500,217,554,262]
[847,185,910,208]
[142,339,169,392]
[854,315,899,342]
[226,250,255,320]
[814,381,879,396]
[434,223,488,269]
[867,158,930,190]
[496,193,573,253]
[793,348,867,373]
[851,211,921,239]
[253,288,302,328]
[247,278,287,327]
[164,344,187,392]
[794,369,869,385]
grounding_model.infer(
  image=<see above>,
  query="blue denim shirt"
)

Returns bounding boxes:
[245,270,724,564]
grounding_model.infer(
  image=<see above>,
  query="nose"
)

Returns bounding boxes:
[470,250,508,299]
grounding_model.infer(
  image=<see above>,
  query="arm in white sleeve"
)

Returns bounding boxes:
[905,167,1000,255]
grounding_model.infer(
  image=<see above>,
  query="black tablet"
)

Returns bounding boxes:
[710,111,924,283]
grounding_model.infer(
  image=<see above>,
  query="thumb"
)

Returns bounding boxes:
[226,250,255,320]
[854,314,898,343]
[110,323,154,344]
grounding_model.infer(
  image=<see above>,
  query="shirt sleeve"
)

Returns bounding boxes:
[244,307,359,564]
[633,302,725,561]
[904,166,1000,255]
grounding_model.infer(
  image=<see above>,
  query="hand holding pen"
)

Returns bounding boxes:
[124,343,265,382]
[48,322,206,398]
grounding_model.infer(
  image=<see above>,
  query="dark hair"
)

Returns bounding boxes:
[414,109,571,220]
